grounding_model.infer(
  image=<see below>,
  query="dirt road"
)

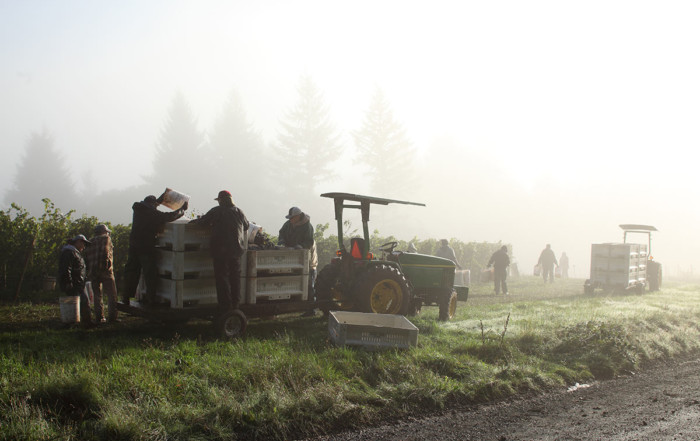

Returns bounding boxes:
[307,357,700,441]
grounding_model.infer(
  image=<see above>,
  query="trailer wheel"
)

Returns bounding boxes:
[217,309,247,339]
[354,265,411,315]
[439,289,458,321]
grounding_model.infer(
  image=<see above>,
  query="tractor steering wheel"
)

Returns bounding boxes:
[379,241,399,253]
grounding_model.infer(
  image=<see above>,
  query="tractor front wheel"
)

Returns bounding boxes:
[438,289,458,321]
[354,265,411,315]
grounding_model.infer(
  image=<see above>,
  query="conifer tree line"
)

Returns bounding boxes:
[4,75,417,223]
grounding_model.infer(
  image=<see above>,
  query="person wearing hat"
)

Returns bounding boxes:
[58,234,94,327]
[85,224,118,323]
[124,194,188,305]
[487,245,511,295]
[435,239,462,269]
[189,190,249,315]
[278,206,318,316]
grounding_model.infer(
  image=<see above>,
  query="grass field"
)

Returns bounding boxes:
[1,277,699,440]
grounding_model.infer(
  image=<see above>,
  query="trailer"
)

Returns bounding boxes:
[117,219,324,338]
[584,224,661,294]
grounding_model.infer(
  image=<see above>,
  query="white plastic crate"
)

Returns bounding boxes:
[590,243,648,288]
[138,277,245,309]
[156,219,210,251]
[246,249,309,277]
[246,274,309,304]
[328,311,418,349]
[156,249,216,280]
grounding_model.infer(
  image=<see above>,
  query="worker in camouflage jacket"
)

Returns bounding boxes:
[58,234,93,327]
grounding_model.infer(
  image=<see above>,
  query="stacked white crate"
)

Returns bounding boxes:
[153,219,226,308]
[245,249,310,304]
[590,243,648,289]
[149,219,310,308]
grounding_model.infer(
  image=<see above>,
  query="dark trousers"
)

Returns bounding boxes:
[494,267,508,294]
[124,249,158,303]
[542,265,555,283]
[213,253,242,311]
[91,274,118,321]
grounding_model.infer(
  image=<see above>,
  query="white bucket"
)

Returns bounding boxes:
[159,188,190,210]
[59,296,80,324]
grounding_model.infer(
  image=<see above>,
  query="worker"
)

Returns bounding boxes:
[537,244,559,283]
[189,190,249,315]
[559,252,570,279]
[278,206,318,316]
[435,239,462,269]
[487,245,511,295]
[85,224,118,323]
[58,234,93,327]
[123,194,187,305]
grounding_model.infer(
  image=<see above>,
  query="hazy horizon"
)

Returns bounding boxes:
[2,0,698,279]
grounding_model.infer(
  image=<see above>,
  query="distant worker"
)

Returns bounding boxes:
[278,206,318,316]
[487,245,510,295]
[435,239,462,269]
[537,244,559,283]
[406,242,417,253]
[85,224,118,323]
[58,234,93,327]
[190,190,249,315]
[560,252,570,279]
[124,194,187,305]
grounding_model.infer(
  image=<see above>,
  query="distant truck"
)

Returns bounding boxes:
[584,224,662,294]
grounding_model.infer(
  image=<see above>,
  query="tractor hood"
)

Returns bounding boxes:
[397,252,456,268]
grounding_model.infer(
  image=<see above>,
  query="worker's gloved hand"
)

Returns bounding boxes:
[181,201,189,211]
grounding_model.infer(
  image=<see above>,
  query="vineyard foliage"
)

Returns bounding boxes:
[0,201,505,300]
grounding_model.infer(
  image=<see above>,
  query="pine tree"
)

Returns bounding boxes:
[146,91,207,202]
[271,75,342,197]
[5,129,77,215]
[209,90,266,206]
[353,88,417,194]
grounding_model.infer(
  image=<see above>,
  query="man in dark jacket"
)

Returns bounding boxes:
[487,245,511,295]
[58,234,93,326]
[123,194,187,305]
[537,244,559,283]
[190,190,249,313]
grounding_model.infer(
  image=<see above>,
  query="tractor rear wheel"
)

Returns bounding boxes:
[438,289,458,321]
[354,265,411,315]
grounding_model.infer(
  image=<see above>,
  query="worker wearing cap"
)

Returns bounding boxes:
[190,190,249,314]
[278,206,318,315]
[124,194,188,305]
[85,224,118,322]
[58,234,93,327]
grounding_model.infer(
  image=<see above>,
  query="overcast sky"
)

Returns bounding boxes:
[1,0,699,277]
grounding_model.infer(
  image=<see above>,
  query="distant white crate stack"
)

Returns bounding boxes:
[140,219,310,308]
[590,243,648,289]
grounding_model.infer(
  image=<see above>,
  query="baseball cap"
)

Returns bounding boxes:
[215,190,232,201]
[94,224,110,234]
[71,234,92,245]
[285,206,302,219]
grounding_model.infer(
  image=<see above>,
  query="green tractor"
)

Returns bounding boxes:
[315,192,468,320]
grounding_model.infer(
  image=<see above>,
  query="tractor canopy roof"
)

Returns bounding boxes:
[619,224,658,232]
[321,192,425,207]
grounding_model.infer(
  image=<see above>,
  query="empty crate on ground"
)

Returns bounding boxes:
[328,311,418,350]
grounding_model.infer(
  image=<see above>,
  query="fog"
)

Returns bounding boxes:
[2,1,699,278]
